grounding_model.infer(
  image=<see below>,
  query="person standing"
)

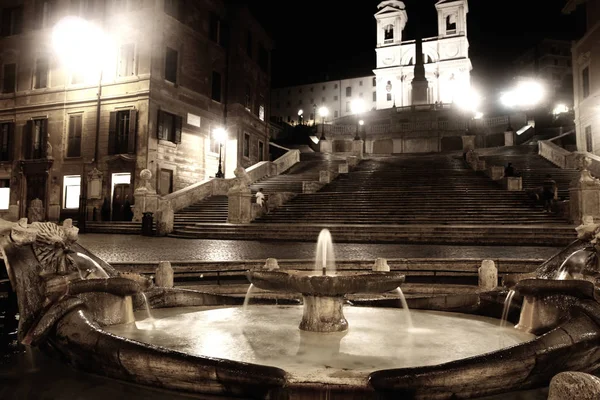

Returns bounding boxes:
[256,188,267,213]
[542,174,557,213]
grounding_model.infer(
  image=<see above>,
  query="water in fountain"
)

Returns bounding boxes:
[315,229,336,275]
[140,293,154,321]
[243,284,255,311]
[500,290,516,327]
[74,252,110,279]
[23,345,39,373]
[393,287,413,329]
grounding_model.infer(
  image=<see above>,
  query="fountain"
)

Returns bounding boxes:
[3,218,600,399]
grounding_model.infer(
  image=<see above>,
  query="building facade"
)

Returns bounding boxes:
[0,0,272,222]
[564,0,599,154]
[513,38,574,106]
[271,0,472,125]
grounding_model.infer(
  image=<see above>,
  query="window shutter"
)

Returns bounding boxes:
[108,111,117,155]
[174,115,182,144]
[25,120,32,159]
[6,122,13,161]
[157,110,165,140]
[128,109,137,154]
[41,118,48,158]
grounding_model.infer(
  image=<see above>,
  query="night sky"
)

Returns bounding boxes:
[248,0,581,92]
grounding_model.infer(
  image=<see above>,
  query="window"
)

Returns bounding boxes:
[2,63,16,93]
[334,95,338,101]
[373,91,377,101]
[1,6,23,36]
[384,24,394,42]
[118,43,135,77]
[259,104,265,121]
[26,119,47,159]
[334,84,338,89]
[67,114,82,157]
[0,122,13,162]
[258,140,264,161]
[156,110,182,144]
[63,175,81,209]
[334,110,338,118]
[209,12,221,44]
[372,77,376,87]
[346,101,351,112]
[387,93,392,101]
[586,126,593,152]
[346,87,352,97]
[359,81,363,86]
[554,59,559,66]
[322,85,326,90]
[211,71,222,102]
[34,1,53,29]
[245,84,252,110]
[109,109,138,154]
[258,45,269,71]
[582,67,590,99]
[322,97,325,103]
[446,14,457,34]
[243,132,250,158]
[246,30,253,58]
[165,47,178,83]
[0,179,9,210]
[34,58,49,89]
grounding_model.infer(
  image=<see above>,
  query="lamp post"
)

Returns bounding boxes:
[318,106,329,140]
[53,16,109,231]
[213,127,227,178]
[500,80,545,142]
[351,99,365,141]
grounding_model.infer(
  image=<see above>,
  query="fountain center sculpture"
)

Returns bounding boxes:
[247,229,406,332]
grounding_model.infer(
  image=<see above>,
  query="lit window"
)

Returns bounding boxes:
[259,105,265,121]
[0,179,9,210]
[63,175,81,209]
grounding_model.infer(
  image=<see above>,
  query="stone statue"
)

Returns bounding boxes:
[228,166,252,194]
[27,198,44,223]
[135,168,156,195]
[377,0,405,10]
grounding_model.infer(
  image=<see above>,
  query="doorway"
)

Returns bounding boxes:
[111,173,131,221]
[158,169,173,196]
[26,174,46,217]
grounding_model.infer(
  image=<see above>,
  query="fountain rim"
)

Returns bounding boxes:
[514,278,596,300]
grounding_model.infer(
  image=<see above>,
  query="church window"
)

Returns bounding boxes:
[384,24,394,43]
[334,95,338,101]
[346,87,351,97]
[359,80,363,86]
[372,77,376,87]
[446,14,457,34]
[373,92,376,101]
[334,111,338,118]
[387,93,392,101]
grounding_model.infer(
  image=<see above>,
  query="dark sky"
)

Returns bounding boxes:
[248,0,582,92]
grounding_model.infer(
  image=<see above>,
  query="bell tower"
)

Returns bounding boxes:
[374,1,407,109]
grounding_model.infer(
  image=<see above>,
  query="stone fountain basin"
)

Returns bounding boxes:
[515,278,596,299]
[246,270,406,296]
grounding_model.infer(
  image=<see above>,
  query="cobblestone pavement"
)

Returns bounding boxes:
[78,234,562,263]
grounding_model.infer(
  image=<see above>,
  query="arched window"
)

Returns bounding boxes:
[384,24,394,43]
[446,14,457,34]
[427,55,433,64]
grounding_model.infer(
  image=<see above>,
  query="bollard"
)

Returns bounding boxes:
[478,260,497,291]
[264,258,279,270]
[373,258,390,272]
[155,261,174,288]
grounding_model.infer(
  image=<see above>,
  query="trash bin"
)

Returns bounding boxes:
[142,212,154,236]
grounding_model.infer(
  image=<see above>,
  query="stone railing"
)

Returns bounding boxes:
[539,140,572,169]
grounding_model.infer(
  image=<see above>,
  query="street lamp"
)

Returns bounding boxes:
[351,99,366,140]
[318,106,329,140]
[53,16,111,231]
[213,127,227,178]
[298,109,304,125]
[500,80,545,135]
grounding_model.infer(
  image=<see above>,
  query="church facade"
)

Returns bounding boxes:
[271,0,472,125]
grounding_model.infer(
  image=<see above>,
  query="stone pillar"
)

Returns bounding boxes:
[319,139,332,154]
[320,170,331,184]
[488,166,505,181]
[478,260,497,291]
[504,130,515,146]
[352,139,364,158]
[338,163,349,174]
[303,181,324,193]
[570,157,600,223]
[227,185,252,224]
[549,372,600,400]
[461,135,476,152]
[505,177,522,191]
[373,258,390,272]
[155,199,174,236]
[155,261,174,288]
[133,169,158,222]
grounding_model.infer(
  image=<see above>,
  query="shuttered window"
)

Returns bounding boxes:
[157,110,182,144]
[67,114,82,157]
[26,119,47,159]
[0,122,13,162]
[108,109,137,155]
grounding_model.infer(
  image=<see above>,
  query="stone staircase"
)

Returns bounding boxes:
[479,146,579,199]
[171,152,576,245]
[172,153,347,232]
